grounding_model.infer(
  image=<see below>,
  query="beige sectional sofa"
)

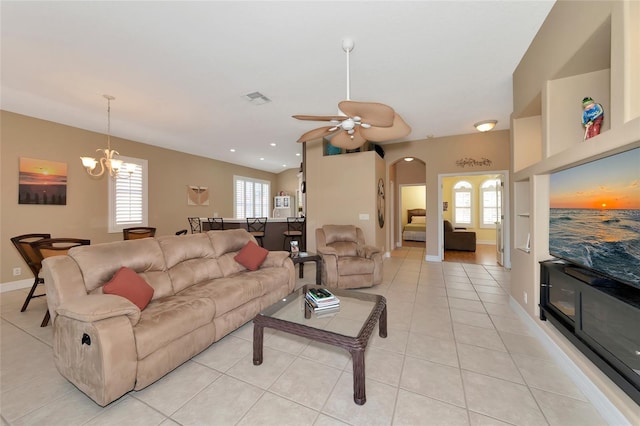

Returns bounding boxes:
[42,229,295,406]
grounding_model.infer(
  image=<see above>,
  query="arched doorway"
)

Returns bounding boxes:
[390,157,426,249]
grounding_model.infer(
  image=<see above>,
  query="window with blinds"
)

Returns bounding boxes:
[481,179,501,228]
[453,180,473,227]
[234,176,270,218]
[108,156,148,233]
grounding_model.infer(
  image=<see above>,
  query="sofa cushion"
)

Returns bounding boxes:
[234,241,268,271]
[158,233,224,293]
[70,238,173,300]
[207,229,253,257]
[134,296,216,359]
[178,276,263,317]
[103,267,155,310]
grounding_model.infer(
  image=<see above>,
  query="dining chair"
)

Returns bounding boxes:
[246,217,267,247]
[206,217,225,231]
[283,216,305,250]
[123,227,156,240]
[10,233,51,315]
[188,217,202,233]
[30,237,91,326]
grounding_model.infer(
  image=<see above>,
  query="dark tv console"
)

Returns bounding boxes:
[539,260,640,405]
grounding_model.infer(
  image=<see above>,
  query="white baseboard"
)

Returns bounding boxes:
[509,296,631,426]
[1,279,32,293]
[476,240,497,245]
[425,255,440,262]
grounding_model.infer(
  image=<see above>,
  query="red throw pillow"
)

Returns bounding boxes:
[234,241,269,271]
[103,266,154,310]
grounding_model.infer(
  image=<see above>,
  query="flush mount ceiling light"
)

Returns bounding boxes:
[474,120,497,132]
[80,95,134,178]
[404,157,414,162]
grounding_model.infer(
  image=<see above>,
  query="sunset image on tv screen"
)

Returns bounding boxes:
[549,147,640,287]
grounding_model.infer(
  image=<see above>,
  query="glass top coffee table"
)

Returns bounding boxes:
[253,285,387,405]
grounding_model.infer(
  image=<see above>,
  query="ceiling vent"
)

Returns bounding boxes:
[243,91,271,105]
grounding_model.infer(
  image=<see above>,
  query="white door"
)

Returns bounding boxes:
[495,175,505,265]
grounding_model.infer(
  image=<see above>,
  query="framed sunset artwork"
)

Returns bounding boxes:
[18,157,68,205]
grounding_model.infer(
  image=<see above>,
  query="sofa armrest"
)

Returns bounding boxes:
[53,313,137,406]
[57,294,141,326]
[261,250,291,268]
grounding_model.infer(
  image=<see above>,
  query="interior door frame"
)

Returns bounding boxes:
[437,170,510,268]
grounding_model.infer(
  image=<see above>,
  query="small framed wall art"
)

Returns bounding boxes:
[18,157,68,205]
[187,185,210,206]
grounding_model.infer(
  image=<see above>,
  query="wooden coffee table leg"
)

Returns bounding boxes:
[351,348,366,405]
[253,322,264,365]
[379,305,388,338]
[315,259,321,285]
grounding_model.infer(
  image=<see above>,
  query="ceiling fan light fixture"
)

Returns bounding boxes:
[474,120,497,132]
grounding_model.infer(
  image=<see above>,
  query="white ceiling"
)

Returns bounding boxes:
[1,1,555,173]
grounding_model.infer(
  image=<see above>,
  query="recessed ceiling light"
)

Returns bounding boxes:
[282,164,287,168]
[260,157,264,161]
[230,148,236,152]
[296,153,301,156]
[270,143,276,147]
[404,157,414,162]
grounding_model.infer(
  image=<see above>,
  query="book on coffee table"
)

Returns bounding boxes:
[306,289,339,308]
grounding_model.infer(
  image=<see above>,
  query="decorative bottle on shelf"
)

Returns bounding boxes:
[581,97,604,140]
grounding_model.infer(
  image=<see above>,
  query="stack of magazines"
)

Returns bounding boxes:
[305,288,340,313]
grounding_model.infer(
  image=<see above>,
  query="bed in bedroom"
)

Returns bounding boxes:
[403,208,426,242]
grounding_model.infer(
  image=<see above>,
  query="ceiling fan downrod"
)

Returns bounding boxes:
[342,38,354,101]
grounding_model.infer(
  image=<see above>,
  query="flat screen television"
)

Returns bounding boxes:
[549,147,640,289]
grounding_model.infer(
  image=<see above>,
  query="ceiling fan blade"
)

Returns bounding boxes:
[338,101,395,127]
[296,126,339,143]
[292,115,345,122]
[330,128,367,150]
[359,113,411,142]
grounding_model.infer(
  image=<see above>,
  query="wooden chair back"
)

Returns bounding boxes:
[123,227,156,240]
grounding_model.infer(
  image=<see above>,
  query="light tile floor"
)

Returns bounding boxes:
[0,246,607,425]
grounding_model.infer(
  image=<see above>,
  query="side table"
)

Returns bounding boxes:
[290,252,322,285]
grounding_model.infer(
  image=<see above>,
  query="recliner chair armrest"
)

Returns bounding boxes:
[317,246,337,257]
[57,294,141,326]
[317,246,338,286]
[359,244,381,259]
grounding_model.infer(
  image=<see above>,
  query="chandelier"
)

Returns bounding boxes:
[80,94,129,178]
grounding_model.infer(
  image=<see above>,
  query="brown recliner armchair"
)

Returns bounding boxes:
[443,220,476,251]
[316,225,383,289]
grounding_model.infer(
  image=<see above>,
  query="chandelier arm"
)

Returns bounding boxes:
[85,157,107,177]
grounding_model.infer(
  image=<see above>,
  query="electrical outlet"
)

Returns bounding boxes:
[523,291,528,304]
[13,267,22,276]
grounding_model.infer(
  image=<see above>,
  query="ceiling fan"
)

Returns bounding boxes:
[293,39,411,150]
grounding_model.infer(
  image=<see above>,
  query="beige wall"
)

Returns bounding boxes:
[384,131,511,259]
[305,142,384,253]
[511,1,640,420]
[0,111,297,286]
[303,132,510,258]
